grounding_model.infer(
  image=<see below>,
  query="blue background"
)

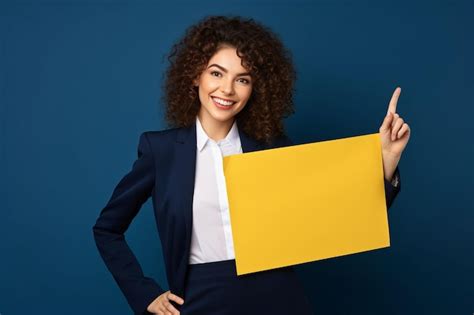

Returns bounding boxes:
[1,1,472,314]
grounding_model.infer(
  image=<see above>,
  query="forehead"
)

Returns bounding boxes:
[207,46,249,73]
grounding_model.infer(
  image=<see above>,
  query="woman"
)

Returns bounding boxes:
[92,15,409,315]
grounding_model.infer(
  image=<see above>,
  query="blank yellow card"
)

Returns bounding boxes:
[223,133,390,275]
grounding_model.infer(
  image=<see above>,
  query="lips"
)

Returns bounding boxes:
[211,96,236,110]
[211,96,236,103]
[211,98,235,110]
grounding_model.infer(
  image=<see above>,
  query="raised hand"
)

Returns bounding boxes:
[379,87,411,181]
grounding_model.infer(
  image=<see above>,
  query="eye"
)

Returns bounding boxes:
[210,70,251,84]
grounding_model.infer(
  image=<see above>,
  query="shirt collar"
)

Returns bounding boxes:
[195,116,241,152]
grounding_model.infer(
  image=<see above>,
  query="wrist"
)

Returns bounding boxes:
[382,151,401,181]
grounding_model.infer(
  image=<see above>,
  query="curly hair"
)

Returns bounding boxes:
[161,15,297,144]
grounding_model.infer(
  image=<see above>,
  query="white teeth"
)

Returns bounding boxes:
[212,97,235,106]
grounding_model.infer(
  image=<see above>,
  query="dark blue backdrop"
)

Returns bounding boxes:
[1,1,472,314]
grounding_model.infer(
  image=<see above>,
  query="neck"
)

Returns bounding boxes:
[197,113,235,142]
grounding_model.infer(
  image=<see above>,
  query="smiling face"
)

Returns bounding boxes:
[193,45,253,131]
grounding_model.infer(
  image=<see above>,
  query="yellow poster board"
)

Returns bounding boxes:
[223,133,390,275]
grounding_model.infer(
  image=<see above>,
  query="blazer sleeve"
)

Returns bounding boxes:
[277,134,401,210]
[383,165,401,210]
[92,132,165,315]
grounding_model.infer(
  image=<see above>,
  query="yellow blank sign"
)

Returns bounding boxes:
[223,133,390,275]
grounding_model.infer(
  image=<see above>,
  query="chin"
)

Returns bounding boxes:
[209,111,237,122]
[206,104,240,120]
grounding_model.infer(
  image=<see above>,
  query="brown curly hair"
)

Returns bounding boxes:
[161,15,297,144]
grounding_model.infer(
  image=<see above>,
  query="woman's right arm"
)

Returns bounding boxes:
[92,132,165,315]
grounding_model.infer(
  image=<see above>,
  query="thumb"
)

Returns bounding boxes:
[379,112,393,133]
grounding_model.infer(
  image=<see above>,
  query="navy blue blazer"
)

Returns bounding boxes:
[92,120,401,315]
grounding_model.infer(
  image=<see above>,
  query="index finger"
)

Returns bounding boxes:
[387,87,401,114]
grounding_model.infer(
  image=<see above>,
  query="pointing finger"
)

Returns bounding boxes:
[387,87,401,115]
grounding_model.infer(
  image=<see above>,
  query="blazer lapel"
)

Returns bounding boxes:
[174,121,197,264]
[238,125,265,153]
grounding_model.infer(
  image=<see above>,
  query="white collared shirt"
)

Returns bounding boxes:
[188,116,242,264]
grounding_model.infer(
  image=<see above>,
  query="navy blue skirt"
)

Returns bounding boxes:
[174,259,314,315]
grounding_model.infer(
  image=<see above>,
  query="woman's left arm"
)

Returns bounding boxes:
[379,87,411,182]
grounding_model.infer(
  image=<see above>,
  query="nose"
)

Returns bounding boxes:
[220,77,235,95]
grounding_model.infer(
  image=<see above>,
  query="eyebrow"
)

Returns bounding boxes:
[207,64,251,77]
